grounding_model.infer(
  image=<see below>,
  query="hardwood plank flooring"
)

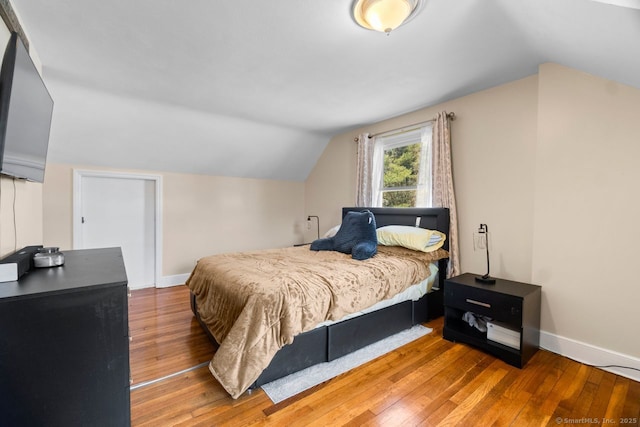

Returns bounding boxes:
[129,286,640,426]
[128,285,215,385]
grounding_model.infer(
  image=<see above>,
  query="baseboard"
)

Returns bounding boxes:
[127,273,189,290]
[156,273,190,288]
[540,330,640,382]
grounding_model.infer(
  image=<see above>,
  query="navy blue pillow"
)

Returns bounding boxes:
[310,210,377,260]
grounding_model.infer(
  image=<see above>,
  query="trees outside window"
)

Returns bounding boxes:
[382,143,420,207]
[376,125,431,208]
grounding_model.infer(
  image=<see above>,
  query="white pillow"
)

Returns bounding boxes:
[376,225,446,252]
[323,224,341,238]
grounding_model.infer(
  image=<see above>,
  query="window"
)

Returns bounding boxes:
[373,125,432,208]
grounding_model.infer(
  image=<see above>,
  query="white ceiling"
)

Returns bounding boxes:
[9,0,640,181]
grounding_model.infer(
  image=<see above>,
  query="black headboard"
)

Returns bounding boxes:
[342,207,451,288]
[342,207,450,251]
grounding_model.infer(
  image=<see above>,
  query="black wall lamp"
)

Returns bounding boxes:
[475,223,496,284]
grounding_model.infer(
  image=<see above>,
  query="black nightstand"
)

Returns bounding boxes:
[443,273,541,368]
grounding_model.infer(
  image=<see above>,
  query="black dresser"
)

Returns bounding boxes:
[0,247,130,426]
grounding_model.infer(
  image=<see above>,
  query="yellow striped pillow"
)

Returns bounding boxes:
[376,225,446,253]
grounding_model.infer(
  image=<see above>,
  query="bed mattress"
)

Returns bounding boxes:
[314,261,439,328]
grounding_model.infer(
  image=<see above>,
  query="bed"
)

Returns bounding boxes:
[188,207,450,398]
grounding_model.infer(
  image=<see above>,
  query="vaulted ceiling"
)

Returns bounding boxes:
[10,0,640,180]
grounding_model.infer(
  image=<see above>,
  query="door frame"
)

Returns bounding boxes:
[72,169,163,287]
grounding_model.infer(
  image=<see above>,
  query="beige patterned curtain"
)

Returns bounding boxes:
[432,112,460,277]
[355,133,375,207]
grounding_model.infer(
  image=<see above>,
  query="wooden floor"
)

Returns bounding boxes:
[129,286,640,426]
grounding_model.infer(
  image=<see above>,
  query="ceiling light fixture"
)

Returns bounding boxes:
[353,0,423,34]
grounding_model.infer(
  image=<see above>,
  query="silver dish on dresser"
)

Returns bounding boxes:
[33,247,65,268]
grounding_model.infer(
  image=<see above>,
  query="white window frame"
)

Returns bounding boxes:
[373,124,433,208]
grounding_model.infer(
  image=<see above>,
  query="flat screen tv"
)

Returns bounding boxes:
[0,32,54,183]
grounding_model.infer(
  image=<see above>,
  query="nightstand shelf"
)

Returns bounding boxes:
[443,273,541,368]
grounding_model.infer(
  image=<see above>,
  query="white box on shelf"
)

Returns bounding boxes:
[0,263,18,282]
[487,321,521,350]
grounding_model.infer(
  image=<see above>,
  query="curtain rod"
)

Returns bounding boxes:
[354,112,455,142]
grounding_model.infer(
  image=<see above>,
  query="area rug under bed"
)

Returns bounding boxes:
[261,324,432,403]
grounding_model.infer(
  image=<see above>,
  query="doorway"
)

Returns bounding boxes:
[73,170,162,289]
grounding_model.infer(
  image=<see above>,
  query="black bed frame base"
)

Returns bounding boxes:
[190,207,450,390]
[190,287,443,389]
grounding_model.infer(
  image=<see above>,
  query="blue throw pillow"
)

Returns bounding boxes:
[310,210,377,260]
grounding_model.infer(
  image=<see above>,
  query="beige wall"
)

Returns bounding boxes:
[43,163,306,277]
[305,75,539,282]
[306,64,640,359]
[0,176,43,256]
[532,63,640,357]
[161,170,305,275]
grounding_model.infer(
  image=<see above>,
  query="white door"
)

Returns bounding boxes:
[78,175,156,289]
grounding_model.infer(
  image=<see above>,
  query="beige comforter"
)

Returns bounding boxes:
[186,244,448,398]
